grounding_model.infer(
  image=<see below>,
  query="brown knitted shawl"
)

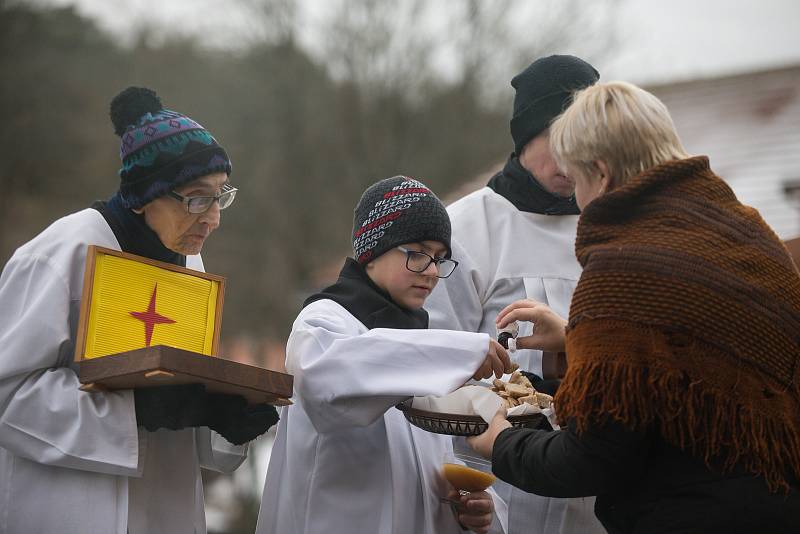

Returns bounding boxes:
[556,156,800,491]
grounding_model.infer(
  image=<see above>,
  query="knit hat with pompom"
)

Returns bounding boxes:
[110,86,231,209]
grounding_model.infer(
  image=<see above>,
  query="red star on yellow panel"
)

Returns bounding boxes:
[130,284,176,347]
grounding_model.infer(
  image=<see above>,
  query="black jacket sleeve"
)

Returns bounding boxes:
[491,418,650,498]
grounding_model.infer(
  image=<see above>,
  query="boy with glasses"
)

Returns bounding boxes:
[256,176,511,534]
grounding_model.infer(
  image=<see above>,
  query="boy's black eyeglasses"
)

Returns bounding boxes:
[396,246,458,278]
[168,183,238,214]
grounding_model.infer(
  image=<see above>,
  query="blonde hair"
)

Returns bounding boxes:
[549,81,689,190]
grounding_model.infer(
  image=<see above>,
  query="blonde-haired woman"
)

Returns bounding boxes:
[468,81,800,533]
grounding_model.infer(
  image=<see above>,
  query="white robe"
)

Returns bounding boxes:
[426,187,605,534]
[0,208,247,534]
[256,298,508,534]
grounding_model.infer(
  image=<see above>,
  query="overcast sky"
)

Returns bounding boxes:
[603,0,800,83]
[36,0,800,85]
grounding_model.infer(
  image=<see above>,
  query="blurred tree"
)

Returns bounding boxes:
[0,3,123,255]
[0,0,620,347]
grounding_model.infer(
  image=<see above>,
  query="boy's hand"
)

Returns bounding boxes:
[473,340,512,380]
[496,298,568,352]
[448,489,494,533]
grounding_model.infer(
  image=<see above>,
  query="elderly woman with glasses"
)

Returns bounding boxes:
[0,87,278,534]
[467,81,800,533]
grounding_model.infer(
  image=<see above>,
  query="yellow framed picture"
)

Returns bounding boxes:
[74,245,225,362]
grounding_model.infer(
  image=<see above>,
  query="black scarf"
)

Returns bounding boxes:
[304,258,428,330]
[91,192,186,267]
[487,154,580,215]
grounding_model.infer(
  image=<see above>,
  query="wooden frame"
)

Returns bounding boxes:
[73,245,294,405]
[74,245,226,362]
[79,345,293,405]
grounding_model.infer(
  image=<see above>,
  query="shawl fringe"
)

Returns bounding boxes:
[557,319,800,492]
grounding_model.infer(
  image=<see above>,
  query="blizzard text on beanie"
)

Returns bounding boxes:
[352,176,451,264]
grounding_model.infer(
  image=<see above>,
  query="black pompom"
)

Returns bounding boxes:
[109,86,163,136]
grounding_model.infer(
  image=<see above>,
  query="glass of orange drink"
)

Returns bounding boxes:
[442,462,496,492]
[441,450,496,509]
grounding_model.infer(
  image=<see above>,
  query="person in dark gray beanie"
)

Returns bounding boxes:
[426,54,607,534]
[256,175,513,534]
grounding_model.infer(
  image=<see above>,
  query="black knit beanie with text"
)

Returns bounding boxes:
[352,176,451,264]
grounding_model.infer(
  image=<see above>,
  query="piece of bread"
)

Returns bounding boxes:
[491,373,550,411]
[504,383,530,398]
[535,392,553,408]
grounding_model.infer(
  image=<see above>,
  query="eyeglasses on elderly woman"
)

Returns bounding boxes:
[168,183,238,214]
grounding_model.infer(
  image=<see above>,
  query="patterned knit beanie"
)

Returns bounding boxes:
[352,176,451,265]
[510,55,599,155]
[109,87,232,209]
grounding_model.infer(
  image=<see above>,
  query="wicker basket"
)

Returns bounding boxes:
[395,399,544,436]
